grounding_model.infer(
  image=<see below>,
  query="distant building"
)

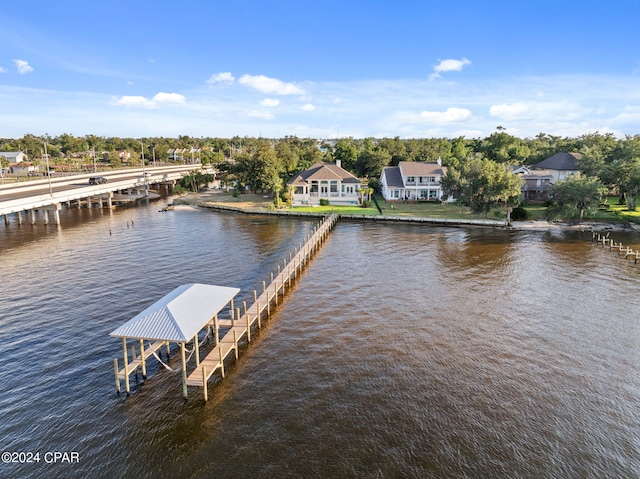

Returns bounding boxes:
[287,160,362,205]
[380,160,447,201]
[0,151,27,164]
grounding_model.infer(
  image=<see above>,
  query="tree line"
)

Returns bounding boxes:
[3,129,640,219]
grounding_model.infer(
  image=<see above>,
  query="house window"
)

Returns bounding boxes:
[429,190,437,199]
[330,181,338,193]
[406,176,415,183]
[392,190,399,198]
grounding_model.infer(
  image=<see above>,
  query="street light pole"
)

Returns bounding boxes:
[44,142,53,197]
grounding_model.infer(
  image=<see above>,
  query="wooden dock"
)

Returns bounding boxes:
[186,213,338,400]
[592,231,640,264]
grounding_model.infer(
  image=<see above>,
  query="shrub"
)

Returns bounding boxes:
[511,205,528,221]
[319,198,330,206]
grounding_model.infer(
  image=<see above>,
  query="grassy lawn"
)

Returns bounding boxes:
[603,196,640,224]
[189,191,639,224]
[292,204,379,215]
[522,198,625,222]
[376,196,496,220]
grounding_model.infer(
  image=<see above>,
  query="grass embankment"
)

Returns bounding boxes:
[602,197,640,224]
[183,190,640,225]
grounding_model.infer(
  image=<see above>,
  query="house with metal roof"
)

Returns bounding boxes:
[380,160,447,201]
[0,151,27,164]
[531,152,582,183]
[287,160,362,205]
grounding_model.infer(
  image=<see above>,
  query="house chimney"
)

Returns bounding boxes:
[336,159,342,168]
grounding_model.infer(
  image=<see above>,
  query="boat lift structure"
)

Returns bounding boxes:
[109,283,240,399]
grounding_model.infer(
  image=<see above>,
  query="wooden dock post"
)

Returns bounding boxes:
[253,290,257,302]
[243,301,247,315]
[114,359,121,393]
[214,314,219,344]
[194,334,200,367]
[257,301,262,328]
[180,342,188,398]
[262,280,266,292]
[202,367,208,401]
[219,347,225,378]
[122,338,130,395]
[233,330,238,359]
[139,338,147,379]
[247,311,251,342]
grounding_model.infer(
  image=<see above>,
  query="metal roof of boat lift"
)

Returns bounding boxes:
[109,283,240,342]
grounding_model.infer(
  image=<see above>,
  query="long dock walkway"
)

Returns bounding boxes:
[185,213,338,399]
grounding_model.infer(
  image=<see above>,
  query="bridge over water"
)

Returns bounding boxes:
[0,165,209,225]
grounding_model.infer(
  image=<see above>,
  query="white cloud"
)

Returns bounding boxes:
[239,74,305,95]
[300,103,315,111]
[430,58,471,79]
[418,107,473,124]
[207,72,235,85]
[153,92,186,104]
[13,59,34,74]
[260,98,280,107]
[0,66,7,73]
[248,110,275,120]
[489,101,590,121]
[112,95,155,108]
[112,92,186,108]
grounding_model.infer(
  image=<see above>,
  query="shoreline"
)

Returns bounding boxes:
[172,191,639,234]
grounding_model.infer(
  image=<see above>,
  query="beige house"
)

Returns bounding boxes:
[287,161,362,205]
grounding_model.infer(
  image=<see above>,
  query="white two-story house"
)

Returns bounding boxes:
[287,161,362,205]
[380,160,447,201]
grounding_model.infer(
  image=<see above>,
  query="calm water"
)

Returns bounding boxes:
[0,201,639,478]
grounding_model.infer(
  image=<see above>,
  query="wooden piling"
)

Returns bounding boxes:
[202,367,208,401]
[139,338,147,379]
[122,338,130,394]
[114,359,120,393]
[180,342,188,398]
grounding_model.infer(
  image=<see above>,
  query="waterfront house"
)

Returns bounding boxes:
[287,160,362,205]
[380,160,447,201]
[531,152,581,183]
[521,170,554,202]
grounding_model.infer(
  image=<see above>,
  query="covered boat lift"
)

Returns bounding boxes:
[109,283,239,398]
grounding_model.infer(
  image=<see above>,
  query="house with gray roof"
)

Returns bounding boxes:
[0,151,27,164]
[532,152,582,183]
[380,160,447,201]
[287,160,362,205]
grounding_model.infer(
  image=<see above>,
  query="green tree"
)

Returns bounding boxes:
[545,173,608,221]
[333,139,359,171]
[441,158,523,217]
[354,148,391,178]
[481,127,530,164]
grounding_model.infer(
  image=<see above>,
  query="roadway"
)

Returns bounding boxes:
[0,165,202,202]
[0,164,208,219]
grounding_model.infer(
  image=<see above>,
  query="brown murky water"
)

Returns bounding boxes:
[1,202,639,478]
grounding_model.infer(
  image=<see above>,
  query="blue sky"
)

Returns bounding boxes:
[2,0,640,140]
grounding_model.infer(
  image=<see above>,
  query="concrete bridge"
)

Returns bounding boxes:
[0,164,209,225]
